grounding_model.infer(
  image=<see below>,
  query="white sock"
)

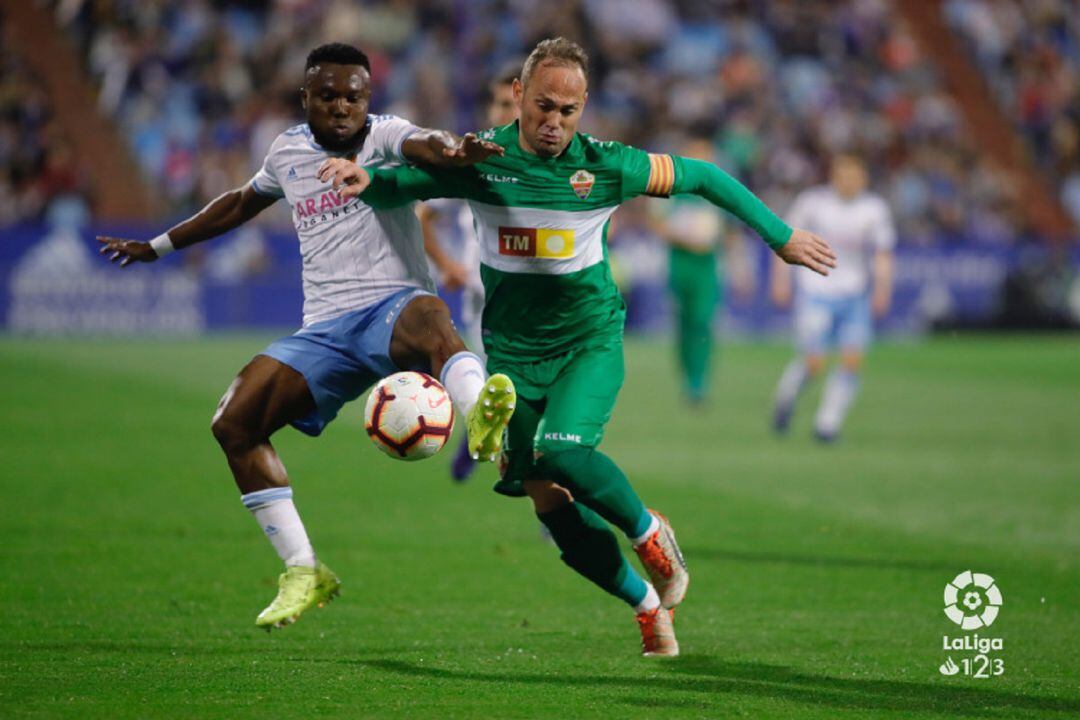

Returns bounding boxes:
[775,358,809,410]
[241,487,316,567]
[631,514,660,547]
[440,351,487,418]
[815,369,860,435]
[634,584,661,613]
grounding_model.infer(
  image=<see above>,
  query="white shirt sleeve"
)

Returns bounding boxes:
[786,190,814,229]
[370,115,421,164]
[869,197,897,251]
[250,152,284,199]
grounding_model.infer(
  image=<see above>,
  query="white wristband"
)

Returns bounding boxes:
[149,233,176,258]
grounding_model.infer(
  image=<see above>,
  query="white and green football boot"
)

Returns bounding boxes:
[466,374,516,462]
[255,562,341,630]
[636,606,679,657]
[633,510,689,609]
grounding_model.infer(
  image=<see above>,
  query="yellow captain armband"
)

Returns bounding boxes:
[645,154,675,197]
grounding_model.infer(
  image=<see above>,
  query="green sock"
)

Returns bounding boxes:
[538,502,648,607]
[535,447,653,539]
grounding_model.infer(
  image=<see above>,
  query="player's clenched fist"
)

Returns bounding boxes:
[317,158,371,199]
[775,228,837,276]
[96,236,159,267]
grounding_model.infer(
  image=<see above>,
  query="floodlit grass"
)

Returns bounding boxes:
[1,334,1077,718]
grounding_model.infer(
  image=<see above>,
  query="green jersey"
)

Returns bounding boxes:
[361,122,790,362]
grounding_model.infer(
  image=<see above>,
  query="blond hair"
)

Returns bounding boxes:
[520,37,589,87]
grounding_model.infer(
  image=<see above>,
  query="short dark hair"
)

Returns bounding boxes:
[305,43,371,73]
[521,37,588,87]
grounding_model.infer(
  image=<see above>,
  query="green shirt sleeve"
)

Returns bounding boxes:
[615,143,791,249]
[360,165,475,210]
[670,156,792,249]
[616,145,654,200]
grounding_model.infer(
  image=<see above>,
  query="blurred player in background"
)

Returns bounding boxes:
[650,136,752,406]
[97,43,516,630]
[321,37,836,656]
[418,61,521,482]
[770,154,895,441]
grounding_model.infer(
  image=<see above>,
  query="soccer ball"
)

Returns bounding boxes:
[364,372,454,460]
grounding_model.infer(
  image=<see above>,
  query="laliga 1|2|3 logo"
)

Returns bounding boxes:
[939,570,1005,679]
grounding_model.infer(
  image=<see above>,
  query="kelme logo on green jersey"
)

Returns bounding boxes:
[570,170,595,200]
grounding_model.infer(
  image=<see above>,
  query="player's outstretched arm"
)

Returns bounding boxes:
[317,131,500,209]
[97,185,277,267]
[318,158,461,210]
[318,160,373,199]
[669,157,837,276]
[402,130,504,168]
[417,204,469,291]
[872,248,894,317]
[775,227,837,277]
[770,254,794,308]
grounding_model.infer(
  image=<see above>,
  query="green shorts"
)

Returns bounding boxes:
[488,339,624,497]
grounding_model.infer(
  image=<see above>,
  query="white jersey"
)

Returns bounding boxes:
[250,116,436,326]
[787,186,895,298]
[419,198,485,351]
[659,196,726,253]
[422,198,483,294]
[457,203,482,294]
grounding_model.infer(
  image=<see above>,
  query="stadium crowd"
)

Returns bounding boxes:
[945,0,1080,229]
[2,0,1077,242]
[0,13,88,225]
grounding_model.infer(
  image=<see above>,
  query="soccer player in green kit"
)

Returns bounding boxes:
[652,135,751,406]
[319,38,836,656]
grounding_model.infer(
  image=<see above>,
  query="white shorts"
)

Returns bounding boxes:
[795,293,872,355]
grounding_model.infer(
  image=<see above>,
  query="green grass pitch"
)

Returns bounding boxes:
[0,334,1077,719]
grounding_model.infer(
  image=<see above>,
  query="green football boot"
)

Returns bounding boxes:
[255,562,341,630]
[466,374,516,462]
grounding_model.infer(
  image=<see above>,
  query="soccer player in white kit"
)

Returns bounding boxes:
[97,44,517,629]
[770,154,895,441]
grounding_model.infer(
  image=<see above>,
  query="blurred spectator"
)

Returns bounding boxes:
[0,12,89,225]
[945,0,1079,231]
